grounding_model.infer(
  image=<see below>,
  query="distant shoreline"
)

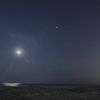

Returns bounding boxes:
[1,83,100,88]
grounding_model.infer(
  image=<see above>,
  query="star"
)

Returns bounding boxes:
[56,26,59,29]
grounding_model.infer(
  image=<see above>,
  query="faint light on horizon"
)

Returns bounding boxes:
[2,83,20,87]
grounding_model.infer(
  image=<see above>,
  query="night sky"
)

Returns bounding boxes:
[0,0,100,84]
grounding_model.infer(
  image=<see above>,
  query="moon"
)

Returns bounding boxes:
[16,49,22,55]
[14,48,24,56]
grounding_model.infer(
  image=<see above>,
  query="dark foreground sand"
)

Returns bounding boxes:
[0,86,100,100]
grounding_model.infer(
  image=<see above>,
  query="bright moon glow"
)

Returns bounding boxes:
[16,50,22,55]
[14,48,24,56]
